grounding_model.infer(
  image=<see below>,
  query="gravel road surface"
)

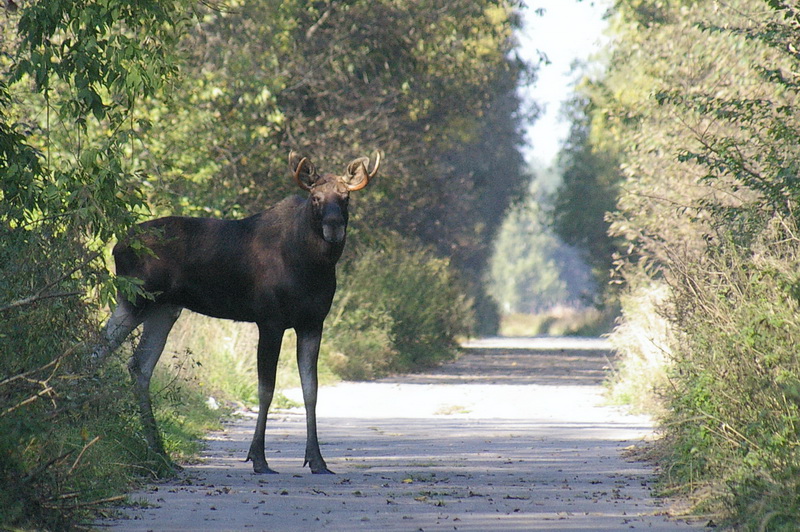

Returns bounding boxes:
[99,337,702,531]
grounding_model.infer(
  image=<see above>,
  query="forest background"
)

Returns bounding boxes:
[4,0,800,530]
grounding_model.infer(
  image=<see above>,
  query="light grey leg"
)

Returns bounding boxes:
[91,301,143,364]
[128,305,182,460]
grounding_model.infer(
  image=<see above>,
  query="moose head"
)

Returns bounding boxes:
[289,150,381,244]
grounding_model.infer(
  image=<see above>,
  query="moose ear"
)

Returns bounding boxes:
[289,150,317,191]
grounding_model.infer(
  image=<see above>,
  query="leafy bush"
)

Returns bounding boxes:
[324,300,399,381]
[0,221,135,528]
[325,236,474,379]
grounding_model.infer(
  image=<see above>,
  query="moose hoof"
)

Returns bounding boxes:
[309,463,335,474]
[246,453,278,474]
[252,463,279,474]
[305,457,334,474]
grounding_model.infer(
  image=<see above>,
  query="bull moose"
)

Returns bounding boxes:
[93,150,381,474]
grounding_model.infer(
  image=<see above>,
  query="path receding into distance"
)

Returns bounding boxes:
[100,337,702,531]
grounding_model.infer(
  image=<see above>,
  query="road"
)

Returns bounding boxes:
[100,337,701,531]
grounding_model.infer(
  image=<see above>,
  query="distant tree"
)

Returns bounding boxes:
[551,96,622,296]
[489,172,595,315]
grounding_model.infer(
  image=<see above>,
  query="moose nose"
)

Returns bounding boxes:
[321,204,346,244]
[322,223,346,244]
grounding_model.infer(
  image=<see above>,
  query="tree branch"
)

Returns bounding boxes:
[0,249,102,313]
[0,291,83,313]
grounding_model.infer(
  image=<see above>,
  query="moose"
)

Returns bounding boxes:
[92,150,381,474]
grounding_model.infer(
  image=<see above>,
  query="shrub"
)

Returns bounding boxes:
[658,218,800,528]
[0,223,140,529]
[0,226,222,530]
[325,236,474,379]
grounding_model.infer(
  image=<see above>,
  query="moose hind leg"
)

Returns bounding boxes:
[91,300,143,364]
[297,325,333,474]
[129,305,182,461]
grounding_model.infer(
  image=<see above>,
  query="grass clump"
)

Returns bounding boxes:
[606,276,673,414]
[149,351,227,460]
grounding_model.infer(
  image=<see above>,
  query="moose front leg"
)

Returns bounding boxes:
[246,324,283,474]
[296,324,333,474]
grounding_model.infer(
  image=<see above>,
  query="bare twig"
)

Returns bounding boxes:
[0,342,80,388]
[22,449,76,484]
[2,386,55,417]
[0,346,70,387]
[0,250,102,313]
[306,3,335,40]
[68,436,102,476]
[0,291,83,313]
[44,494,126,510]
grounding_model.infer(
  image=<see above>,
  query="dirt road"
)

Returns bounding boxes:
[101,337,701,531]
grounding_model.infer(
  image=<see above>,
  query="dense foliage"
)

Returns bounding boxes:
[1,1,528,528]
[1,2,193,528]
[136,0,530,331]
[561,0,800,527]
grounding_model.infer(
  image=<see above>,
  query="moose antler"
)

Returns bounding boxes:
[293,156,313,191]
[344,151,381,191]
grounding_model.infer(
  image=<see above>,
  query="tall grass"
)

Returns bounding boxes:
[606,276,673,414]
